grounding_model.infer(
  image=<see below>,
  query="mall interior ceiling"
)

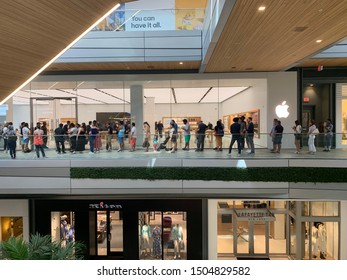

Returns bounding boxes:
[1,0,347,104]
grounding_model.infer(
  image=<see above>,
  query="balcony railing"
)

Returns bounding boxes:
[0,132,344,160]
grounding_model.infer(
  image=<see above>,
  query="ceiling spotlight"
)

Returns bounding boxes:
[179,62,183,65]
[316,39,322,43]
[258,6,266,11]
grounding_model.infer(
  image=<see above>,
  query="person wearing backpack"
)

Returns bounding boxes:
[214,120,224,151]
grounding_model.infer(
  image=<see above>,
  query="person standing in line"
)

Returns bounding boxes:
[41,121,48,148]
[106,122,113,152]
[130,122,137,152]
[214,120,224,152]
[142,122,151,152]
[33,123,46,159]
[308,120,317,155]
[117,121,125,152]
[272,120,284,154]
[292,120,302,154]
[2,123,8,153]
[195,120,207,152]
[167,121,177,153]
[269,118,278,152]
[239,116,246,150]
[88,120,98,154]
[323,118,333,151]
[182,119,191,151]
[228,117,241,157]
[157,120,164,138]
[4,124,18,159]
[19,122,25,152]
[21,123,31,153]
[54,123,66,154]
[246,117,255,154]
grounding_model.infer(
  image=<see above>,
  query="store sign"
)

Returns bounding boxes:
[89,202,122,209]
[234,209,276,222]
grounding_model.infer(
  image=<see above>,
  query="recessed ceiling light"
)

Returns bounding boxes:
[258,6,266,11]
[179,62,183,65]
[316,39,322,43]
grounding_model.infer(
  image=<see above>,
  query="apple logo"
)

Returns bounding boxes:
[275,101,289,118]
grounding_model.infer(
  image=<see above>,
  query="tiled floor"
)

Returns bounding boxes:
[0,146,345,160]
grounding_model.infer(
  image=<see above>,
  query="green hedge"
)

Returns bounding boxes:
[70,167,347,183]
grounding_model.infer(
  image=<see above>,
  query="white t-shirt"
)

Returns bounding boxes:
[131,126,137,138]
[22,127,30,139]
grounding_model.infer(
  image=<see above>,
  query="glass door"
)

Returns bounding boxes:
[91,210,123,257]
[234,221,270,258]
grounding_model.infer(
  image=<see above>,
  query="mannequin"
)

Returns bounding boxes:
[171,224,183,259]
[312,222,327,259]
[141,223,151,256]
[152,225,162,258]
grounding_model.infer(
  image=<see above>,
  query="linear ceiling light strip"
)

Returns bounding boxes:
[171,88,177,103]
[94,88,130,104]
[198,87,213,103]
[57,89,105,104]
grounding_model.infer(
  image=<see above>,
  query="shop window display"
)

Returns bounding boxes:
[138,211,187,260]
[1,217,23,241]
[51,211,75,246]
[304,221,339,260]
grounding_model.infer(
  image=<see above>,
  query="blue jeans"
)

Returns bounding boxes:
[229,136,241,154]
[89,138,95,152]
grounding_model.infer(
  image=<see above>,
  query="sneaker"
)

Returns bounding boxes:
[227,153,231,156]
[89,151,94,154]
[237,153,241,157]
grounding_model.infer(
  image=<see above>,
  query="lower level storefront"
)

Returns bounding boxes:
[0,198,346,260]
[211,200,341,260]
[31,198,203,260]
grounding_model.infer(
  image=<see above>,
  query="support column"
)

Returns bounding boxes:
[130,85,144,146]
[6,97,14,123]
[144,97,156,132]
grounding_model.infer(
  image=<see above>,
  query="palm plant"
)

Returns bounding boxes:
[0,233,86,260]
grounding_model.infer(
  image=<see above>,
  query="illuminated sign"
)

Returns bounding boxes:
[89,202,122,209]
[275,101,289,118]
[234,209,276,222]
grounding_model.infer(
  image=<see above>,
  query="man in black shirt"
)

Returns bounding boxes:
[157,120,164,138]
[196,120,207,151]
[228,117,242,156]
[54,123,66,154]
[273,120,284,153]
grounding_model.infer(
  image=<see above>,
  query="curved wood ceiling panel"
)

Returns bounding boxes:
[205,0,347,73]
[0,0,134,103]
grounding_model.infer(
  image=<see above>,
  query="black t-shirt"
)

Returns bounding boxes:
[275,124,284,134]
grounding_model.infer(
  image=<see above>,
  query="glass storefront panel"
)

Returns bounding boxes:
[97,211,107,256]
[253,221,266,254]
[51,211,75,246]
[138,211,187,260]
[289,216,296,259]
[269,214,286,254]
[311,201,339,216]
[217,202,233,255]
[109,211,123,253]
[304,221,339,260]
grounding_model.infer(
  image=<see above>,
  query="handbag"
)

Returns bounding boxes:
[180,241,185,250]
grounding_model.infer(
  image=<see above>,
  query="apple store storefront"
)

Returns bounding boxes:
[8,72,299,149]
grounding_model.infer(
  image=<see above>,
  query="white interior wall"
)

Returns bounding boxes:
[0,200,29,241]
[221,80,268,148]
[267,72,297,149]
